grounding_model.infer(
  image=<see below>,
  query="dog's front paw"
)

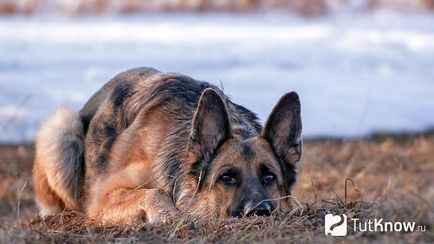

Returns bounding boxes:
[143,188,179,224]
[146,209,179,224]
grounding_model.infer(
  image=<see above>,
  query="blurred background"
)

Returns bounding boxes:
[0,0,433,142]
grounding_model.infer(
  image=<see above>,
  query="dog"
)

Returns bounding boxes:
[33,67,302,225]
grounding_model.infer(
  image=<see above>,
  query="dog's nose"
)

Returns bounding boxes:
[244,201,273,216]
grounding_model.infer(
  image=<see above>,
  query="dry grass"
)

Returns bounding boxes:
[0,133,433,243]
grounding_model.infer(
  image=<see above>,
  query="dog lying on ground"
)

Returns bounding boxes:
[33,67,302,225]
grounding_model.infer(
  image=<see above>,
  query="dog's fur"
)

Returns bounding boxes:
[33,67,302,225]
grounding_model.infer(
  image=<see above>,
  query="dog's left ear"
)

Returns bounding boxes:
[188,88,232,171]
[261,92,302,165]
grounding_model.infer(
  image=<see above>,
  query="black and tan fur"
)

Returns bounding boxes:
[33,67,302,225]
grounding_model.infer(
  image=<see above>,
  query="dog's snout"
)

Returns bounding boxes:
[244,201,273,217]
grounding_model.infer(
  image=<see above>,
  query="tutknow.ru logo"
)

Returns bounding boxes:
[325,214,347,236]
[325,213,427,237]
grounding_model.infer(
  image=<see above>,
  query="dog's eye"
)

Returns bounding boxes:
[263,173,276,185]
[219,173,237,185]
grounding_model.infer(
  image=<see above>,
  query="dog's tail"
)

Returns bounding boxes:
[33,107,85,216]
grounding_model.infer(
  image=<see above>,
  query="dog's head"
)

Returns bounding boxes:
[187,89,302,217]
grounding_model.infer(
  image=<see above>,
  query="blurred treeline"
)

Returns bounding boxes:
[0,0,433,16]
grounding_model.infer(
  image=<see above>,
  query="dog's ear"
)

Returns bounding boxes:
[188,88,232,169]
[262,92,302,165]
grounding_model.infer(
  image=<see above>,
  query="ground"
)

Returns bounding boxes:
[0,133,433,243]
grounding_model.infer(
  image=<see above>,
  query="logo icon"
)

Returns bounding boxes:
[325,213,347,236]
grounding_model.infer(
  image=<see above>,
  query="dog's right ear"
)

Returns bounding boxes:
[188,88,232,172]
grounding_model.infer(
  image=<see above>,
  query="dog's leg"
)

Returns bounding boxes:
[88,187,177,225]
[87,163,178,225]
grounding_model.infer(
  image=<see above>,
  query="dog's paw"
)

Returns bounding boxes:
[146,209,179,224]
[143,188,179,224]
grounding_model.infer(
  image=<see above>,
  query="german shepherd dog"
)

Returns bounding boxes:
[33,67,302,225]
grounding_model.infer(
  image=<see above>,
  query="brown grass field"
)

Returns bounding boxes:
[0,132,433,243]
